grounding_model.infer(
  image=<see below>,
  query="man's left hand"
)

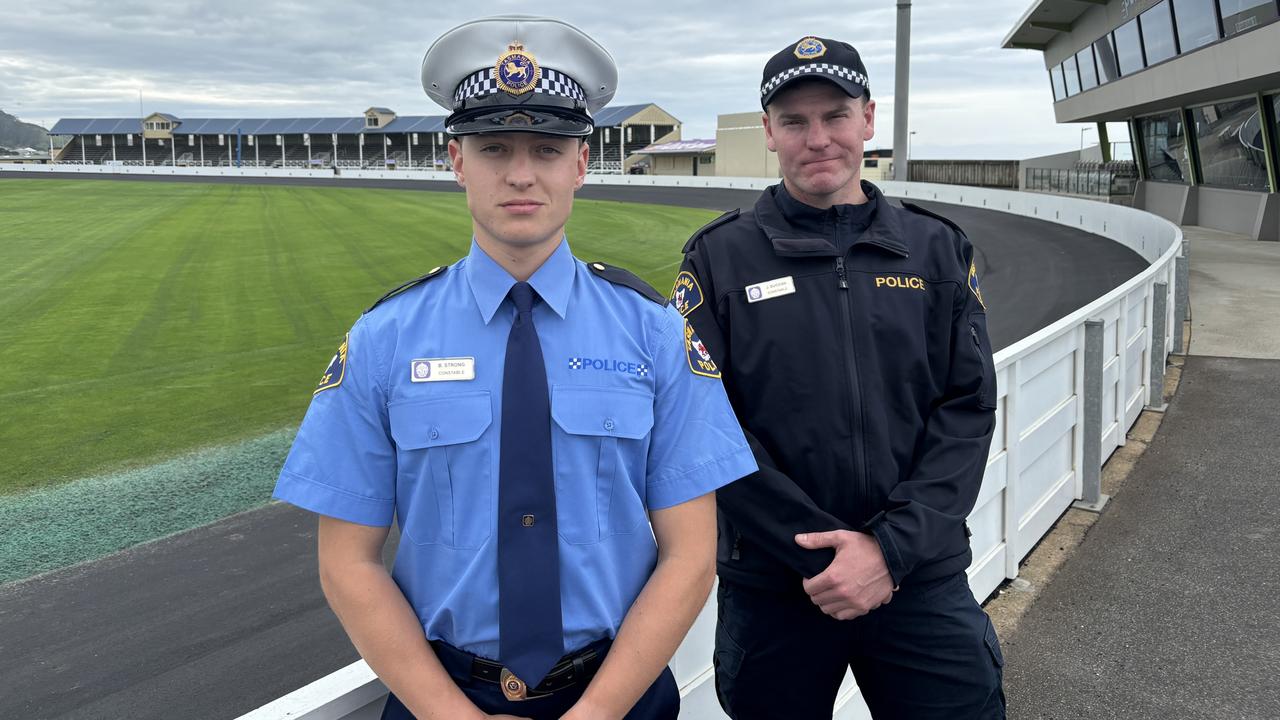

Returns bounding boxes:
[795,530,894,620]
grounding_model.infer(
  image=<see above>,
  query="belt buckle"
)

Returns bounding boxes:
[499,668,529,701]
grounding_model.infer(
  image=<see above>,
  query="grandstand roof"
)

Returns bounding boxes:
[592,104,655,127]
[48,104,661,136]
[637,138,715,155]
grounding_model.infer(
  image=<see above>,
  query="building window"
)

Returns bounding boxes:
[1050,64,1067,101]
[1190,98,1270,191]
[1115,18,1145,76]
[1076,46,1098,91]
[1219,0,1278,37]
[1093,35,1120,85]
[699,155,713,165]
[366,116,379,128]
[865,159,879,168]
[1140,1,1179,65]
[1139,111,1191,183]
[1063,56,1081,96]
[1172,0,1221,51]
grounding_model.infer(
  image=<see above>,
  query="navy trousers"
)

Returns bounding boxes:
[381,639,680,720]
[714,571,1006,719]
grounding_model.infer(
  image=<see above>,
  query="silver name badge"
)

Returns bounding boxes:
[410,357,476,382]
[745,276,796,303]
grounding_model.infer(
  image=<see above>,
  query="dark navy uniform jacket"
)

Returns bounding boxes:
[674,181,997,591]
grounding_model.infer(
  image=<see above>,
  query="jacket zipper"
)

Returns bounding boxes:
[834,256,867,516]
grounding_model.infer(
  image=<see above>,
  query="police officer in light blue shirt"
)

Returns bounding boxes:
[273,15,756,720]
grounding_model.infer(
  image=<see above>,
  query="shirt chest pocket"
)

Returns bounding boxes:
[388,391,493,550]
[551,385,654,545]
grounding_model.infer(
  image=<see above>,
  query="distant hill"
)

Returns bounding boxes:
[1,110,50,151]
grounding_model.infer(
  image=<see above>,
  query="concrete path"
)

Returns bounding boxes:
[1004,226,1280,718]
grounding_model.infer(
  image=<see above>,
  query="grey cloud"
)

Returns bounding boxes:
[1,0,1093,159]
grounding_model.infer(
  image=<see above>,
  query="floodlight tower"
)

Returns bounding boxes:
[892,0,912,181]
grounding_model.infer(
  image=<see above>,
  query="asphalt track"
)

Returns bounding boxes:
[0,173,1146,719]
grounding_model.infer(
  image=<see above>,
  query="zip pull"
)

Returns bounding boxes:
[836,256,849,289]
[970,323,981,348]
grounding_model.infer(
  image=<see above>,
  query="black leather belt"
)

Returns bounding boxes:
[432,640,607,700]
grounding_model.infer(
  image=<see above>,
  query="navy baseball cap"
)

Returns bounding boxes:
[422,15,618,137]
[760,37,870,109]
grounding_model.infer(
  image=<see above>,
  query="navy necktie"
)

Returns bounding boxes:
[497,281,563,687]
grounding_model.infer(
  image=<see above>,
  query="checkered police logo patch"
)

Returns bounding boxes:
[570,357,649,377]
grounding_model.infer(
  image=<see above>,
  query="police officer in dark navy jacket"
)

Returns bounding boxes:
[675,36,1006,719]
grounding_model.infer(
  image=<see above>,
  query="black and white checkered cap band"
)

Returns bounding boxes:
[760,63,870,98]
[454,67,588,105]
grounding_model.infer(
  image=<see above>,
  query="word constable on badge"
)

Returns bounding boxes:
[410,357,476,383]
[745,276,796,304]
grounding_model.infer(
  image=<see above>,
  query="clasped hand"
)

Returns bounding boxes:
[794,530,895,620]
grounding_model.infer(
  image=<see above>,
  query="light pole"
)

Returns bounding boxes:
[1080,126,1093,151]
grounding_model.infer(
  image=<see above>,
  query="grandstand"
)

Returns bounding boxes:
[47,105,681,173]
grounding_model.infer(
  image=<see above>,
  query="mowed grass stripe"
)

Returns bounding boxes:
[0,179,715,496]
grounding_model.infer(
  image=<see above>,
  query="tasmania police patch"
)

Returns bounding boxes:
[684,321,721,378]
[315,334,348,395]
[670,271,704,317]
[968,261,987,309]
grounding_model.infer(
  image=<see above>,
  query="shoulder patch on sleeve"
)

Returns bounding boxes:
[901,202,968,239]
[587,262,667,306]
[684,320,721,378]
[365,264,450,314]
[314,333,349,394]
[682,208,741,253]
[670,270,704,317]
[967,261,987,309]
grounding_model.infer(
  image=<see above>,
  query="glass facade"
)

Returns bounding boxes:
[1140,2,1179,65]
[1172,0,1221,51]
[1094,35,1120,85]
[1115,19,1145,76]
[1063,55,1081,96]
[1050,65,1066,102]
[1077,46,1099,91]
[1191,99,1271,191]
[1050,0,1278,99]
[1140,111,1191,183]
[1219,0,1279,38]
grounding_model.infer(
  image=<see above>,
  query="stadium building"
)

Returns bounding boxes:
[47,104,681,174]
[1004,0,1280,240]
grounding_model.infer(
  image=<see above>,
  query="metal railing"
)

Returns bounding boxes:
[1025,162,1138,197]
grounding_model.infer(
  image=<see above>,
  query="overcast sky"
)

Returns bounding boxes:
[0,0,1127,160]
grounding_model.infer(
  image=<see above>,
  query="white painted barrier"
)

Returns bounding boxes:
[3,164,1178,718]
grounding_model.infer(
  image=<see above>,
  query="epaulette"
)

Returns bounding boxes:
[364,264,450,314]
[586,262,667,306]
[901,202,968,239]
[682,208,741,253]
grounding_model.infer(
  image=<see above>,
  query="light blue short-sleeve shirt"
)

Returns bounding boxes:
[274,238,756,659]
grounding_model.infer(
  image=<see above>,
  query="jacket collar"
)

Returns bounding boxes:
[754,180,910,259]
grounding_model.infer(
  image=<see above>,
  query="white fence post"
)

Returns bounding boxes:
[1074,319,1109,512]
[1150,282,1169,410]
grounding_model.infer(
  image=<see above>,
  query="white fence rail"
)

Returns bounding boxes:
[1,164,1180,719]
